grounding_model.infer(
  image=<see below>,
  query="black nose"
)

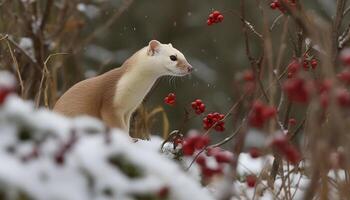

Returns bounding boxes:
[187,65,193,72]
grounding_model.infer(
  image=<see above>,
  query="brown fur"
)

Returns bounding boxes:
[53,59,133,128]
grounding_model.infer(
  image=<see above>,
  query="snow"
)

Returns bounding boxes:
[77,3,101,19]
[0,71,16,89]
[0,94,214,200]
[19,37,36,61]
[0,71,342,199]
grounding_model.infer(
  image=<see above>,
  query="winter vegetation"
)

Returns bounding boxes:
[2,0,350,200]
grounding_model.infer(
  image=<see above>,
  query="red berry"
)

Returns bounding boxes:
[164,93,176,105]
[194,135,210,150]
[207,10,224,25]
[270,134,288,149]
[0,88,12,105]
[270,134,301,164]
[246,175,257,187]
[168,93,175,98]
[243,70,255,82]
[206,147,222,156]
[213,11,220,17]
[191,102,197,109]
[174,138,183,147]
[208,14,214,20]
[340,48,350,66]
[337,70,350,84]
[336,89,350,107]
[284,145,301,164]
[287,59,301,75]
[217,15,224,22]
[195,155,206,166]
[283,78,310,103]
[183,143,195,156]
[270,2,278,9]
[207,19,212,26]
[215,151,232,163]
[311,59,317,69]
[191,99,206,115]
[248,100,277,128]
[249,147,261,158]
[157,186,170,198]
[288,118,297,126]
[203,112,225,131]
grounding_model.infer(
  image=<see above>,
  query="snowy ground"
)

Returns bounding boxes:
[0,95,315,200]
[0,95,214,200]
[0,71,329,200]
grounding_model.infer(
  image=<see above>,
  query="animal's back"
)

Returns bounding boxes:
[53,77,102,118]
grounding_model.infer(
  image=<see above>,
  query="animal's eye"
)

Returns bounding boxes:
[170,55,177,61]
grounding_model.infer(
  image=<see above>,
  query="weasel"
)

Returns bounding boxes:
[53,40,193,133]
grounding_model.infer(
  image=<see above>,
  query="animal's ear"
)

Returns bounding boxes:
[147,40,161,56]
[168,43,173,47]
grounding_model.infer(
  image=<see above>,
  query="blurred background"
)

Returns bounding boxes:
[0,0,344,139]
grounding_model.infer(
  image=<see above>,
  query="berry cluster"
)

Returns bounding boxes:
[164,93,176,106]
[283,77,310,103]
[270,134,301,164]
[248,100,277,128]
[195,147,233,179]
[303,54,318,70]
[270,0,296,13]
[203,112,225,131]
[207,10,224,26]
[317,77,350,109]
[182,134,210,156]
[191,99,206,114]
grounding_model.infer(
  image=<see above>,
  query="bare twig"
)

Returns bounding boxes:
[339,24,350,48]
[0,34,40,69]
[331,0,347,64]
[270,14,284,31]
[343,5,350,17]
[36,53,68,107]
[5,39,24,96]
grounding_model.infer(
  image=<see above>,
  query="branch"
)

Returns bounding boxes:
[40,0,53,31]
[5,39,24,96]
[36,53,68,107]
[270,14,284,31]
[331,0,347,64]
[343,5,350,17]
[0,34,40,69]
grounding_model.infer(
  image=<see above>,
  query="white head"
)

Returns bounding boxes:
[143,40,193,77]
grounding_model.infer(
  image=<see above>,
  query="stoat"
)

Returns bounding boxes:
[53,40,193,133]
